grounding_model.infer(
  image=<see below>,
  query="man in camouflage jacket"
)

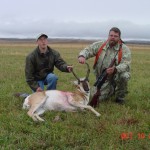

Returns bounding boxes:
[78,27,131,104]
[25,33,72,92]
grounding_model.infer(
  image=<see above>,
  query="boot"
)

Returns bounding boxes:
[116,97,125,104]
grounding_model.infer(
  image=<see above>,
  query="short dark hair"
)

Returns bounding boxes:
[109,27,121,37]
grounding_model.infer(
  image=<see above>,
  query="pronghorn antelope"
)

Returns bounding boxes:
[23,63,100,121]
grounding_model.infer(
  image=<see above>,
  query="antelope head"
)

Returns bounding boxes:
[72,63,90,93]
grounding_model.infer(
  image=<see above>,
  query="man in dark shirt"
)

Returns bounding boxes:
[25,33,72,92]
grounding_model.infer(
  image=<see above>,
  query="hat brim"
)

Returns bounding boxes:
[36,34,48,40]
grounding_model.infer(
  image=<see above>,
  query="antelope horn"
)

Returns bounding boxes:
[85,63,90,80]
[71,69,80,83]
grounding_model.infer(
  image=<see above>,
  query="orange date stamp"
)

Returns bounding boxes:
[120,132,150,140]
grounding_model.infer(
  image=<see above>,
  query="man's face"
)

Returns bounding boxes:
[108,31,120,47]
[37,36,48,50]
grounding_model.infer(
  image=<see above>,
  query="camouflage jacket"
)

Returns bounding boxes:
[79,40,131,76]
[25,46,69,91]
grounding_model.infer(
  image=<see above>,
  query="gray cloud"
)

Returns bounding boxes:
[0,0,150,40]
[0,19,150,40]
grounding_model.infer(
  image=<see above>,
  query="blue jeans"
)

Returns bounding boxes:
[37,73,58,91]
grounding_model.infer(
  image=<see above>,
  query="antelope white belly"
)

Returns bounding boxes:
[44,90,76,111]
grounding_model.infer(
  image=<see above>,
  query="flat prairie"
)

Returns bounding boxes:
[0,41,150,149]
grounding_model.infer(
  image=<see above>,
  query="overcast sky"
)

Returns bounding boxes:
[0,0,150,40]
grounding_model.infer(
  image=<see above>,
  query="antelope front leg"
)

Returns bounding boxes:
[85,105,101,117]
[70,102,101,117]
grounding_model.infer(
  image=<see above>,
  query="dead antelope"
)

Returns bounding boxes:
[23,63,101,121]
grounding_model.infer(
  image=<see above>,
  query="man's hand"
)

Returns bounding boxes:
[67,65,73,72]
[106,66,117,75]
[36,87,43,92]
[78,56,86,64]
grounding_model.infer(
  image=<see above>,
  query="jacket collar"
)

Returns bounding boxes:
[105,41,121,51]
[36,46,51,56]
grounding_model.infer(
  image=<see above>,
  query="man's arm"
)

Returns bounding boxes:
[25,55,39,91]
[53,51,72,72]
[78,41,104,63]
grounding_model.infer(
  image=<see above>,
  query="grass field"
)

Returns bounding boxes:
[0,41,150,149]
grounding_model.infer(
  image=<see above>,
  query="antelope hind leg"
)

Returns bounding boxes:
[33,114,45,122]
[27,109,39,121]
[27,95,48,121]
[27,104,44,121]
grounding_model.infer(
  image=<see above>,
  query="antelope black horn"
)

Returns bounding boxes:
[71,70,80,83]
[85,63,90,80]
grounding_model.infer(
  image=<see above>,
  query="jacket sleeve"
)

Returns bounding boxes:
[54,51,69,72]
[116,44,131,73]
[25,55,39,91]
[78,41,103,59]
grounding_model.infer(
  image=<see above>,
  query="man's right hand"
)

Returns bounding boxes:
[36,87,43,92]
[78,56,86,64]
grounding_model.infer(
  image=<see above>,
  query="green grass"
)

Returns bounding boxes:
[0,42,150,150]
